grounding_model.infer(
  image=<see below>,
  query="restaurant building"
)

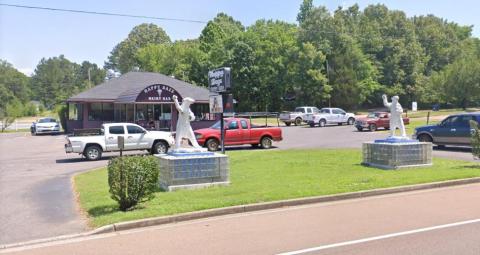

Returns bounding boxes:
[65,72,215,133]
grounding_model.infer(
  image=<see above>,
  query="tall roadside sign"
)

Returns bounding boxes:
[208,67,232,153]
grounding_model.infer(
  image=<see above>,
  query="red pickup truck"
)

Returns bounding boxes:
[194,118,283,151]
[354,112,410,131]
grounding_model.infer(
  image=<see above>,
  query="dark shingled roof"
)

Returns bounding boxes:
[67,72,209,103]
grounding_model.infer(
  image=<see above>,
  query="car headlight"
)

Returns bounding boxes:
[195,133,203,139]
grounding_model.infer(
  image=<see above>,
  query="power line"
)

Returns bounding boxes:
[0,3,208,24]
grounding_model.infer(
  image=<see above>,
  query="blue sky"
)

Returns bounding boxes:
[1,0,479,76]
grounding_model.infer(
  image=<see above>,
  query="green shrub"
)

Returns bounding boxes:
[471,120,480,159]
[38,104,45,114]
[23,102,38,116]
[107,155,159,211]
[56,105,67,131]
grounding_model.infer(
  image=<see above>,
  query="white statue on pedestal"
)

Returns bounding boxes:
[172,95,202,150]
[382,94,407,138]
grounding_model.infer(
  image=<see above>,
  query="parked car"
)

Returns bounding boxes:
[307,108,356,127]
[194,118,283,151]
[31,117,61,135]
[64,123,175,160]
[355,112,410,131]
[413,113,480,147]
[279,106,319,126]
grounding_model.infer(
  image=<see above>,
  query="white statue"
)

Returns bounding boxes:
[382,94,407,138]
[172,95,202,149]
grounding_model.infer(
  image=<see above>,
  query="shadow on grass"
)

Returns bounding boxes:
[88,204,119,217]
[454,165,480,169]
[433,146,471,153]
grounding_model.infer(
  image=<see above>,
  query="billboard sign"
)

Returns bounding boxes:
[208,67,231,93]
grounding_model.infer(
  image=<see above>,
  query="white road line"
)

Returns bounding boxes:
[277,218,480,255]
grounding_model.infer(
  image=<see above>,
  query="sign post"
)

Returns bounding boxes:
[117,136,125,157]
[208,67,232,154]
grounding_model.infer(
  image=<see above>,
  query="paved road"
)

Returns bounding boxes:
[0,133,140,245]
[0,124,474,245]
[3,183,480,255]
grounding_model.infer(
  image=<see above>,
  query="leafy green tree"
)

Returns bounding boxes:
[76,61,106,89]
[105,23,171,73]
[31,55,79,108]
[422,55,480,109]
[292,43,330,107]
[0,60,30,109]
[199,13,244,70]
[0,98,23,132]
[136,40,207,85]
[297,0,314,24]
[235,20,298,111]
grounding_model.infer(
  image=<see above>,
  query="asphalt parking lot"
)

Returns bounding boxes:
[0,124,476,245]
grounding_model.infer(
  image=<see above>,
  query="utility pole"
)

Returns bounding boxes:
[87,67,92,89]
[326,58,331,107]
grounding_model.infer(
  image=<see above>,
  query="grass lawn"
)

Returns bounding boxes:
[75,149,480,228]
[406,108,478,119]
[250,117,284,126]
[0,128,31,133]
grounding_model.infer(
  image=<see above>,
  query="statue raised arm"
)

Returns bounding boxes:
[383,94,407,138]
[172,95,183,114]
[382,94,391,108]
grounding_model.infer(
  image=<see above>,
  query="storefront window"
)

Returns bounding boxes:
[160,104,171,120]
[114,104,126,122]
[136,104,147,121]
[88,103,102,121]
[103,103,114,121]
[192,104,211,120]
[126,104,134,122]
[68,103,83,121]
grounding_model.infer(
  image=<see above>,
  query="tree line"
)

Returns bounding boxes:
[1,1,480,125]
[105,2,480,111]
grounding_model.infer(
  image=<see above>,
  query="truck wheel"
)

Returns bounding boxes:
[206,139,219,151]
[418,134,433,143]
[285,122,291,126]
[152,141,168,154]
[319,119,326,127]
[369,124,377,132]
[294,118,302,126]
[260,136,273,149]
[348,118,355,125]
[357,127,363,132]
[84,145,102,161]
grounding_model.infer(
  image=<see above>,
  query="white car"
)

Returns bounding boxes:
[279,106,319,126]
[65,123,175,160]
[31,117,61,135]
[308,108,356,127]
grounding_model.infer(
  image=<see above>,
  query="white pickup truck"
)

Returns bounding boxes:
[65,123,175,160]
[279,106,320,126]
[307,108,356,127]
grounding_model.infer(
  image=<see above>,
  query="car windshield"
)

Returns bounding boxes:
[38,118,56,123]
[367,113,380,118]
[210,120,228,129]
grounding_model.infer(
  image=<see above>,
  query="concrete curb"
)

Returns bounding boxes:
[97,177,480,233]
[3,176,480,250]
